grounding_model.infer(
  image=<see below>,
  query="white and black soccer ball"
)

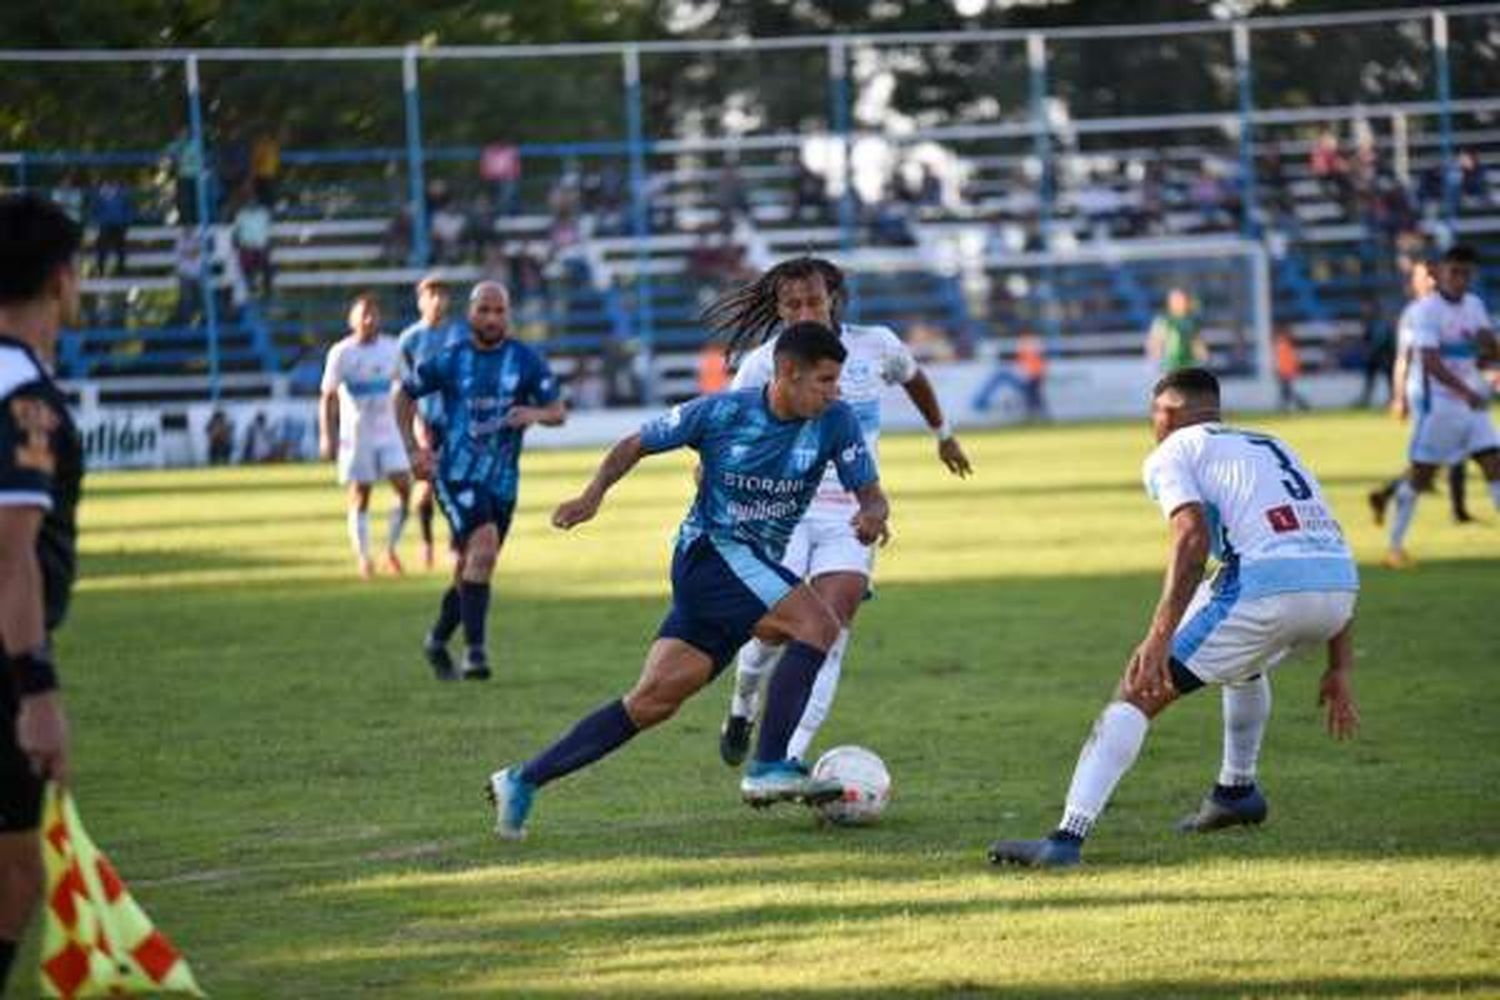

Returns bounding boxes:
[811,745,891,826]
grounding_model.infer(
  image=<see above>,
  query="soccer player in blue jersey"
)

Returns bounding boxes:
[397,275,463,570]
[485,321,888,840]
[395,281,565,681]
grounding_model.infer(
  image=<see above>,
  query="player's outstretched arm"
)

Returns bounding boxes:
[553,433,646,530]
[850,480,890,547]
[1125,503,1210,702]
[901,370,972,477]
[0,506,69,784]
[1318,619,1359,740]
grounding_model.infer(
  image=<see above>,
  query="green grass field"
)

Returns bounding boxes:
[9,409,1500,999]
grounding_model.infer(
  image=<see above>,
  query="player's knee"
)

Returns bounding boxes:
[623,687,682,729]
[790,605,840,651]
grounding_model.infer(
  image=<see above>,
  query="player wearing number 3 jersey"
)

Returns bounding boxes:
[989,367,1359,869]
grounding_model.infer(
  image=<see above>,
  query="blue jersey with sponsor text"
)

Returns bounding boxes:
[402,336,560,501]
[397,318,464,430]
[639,388,877,560]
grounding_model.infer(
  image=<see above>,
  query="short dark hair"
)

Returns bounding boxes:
[1442,244,1479,267]
[0,193,82,305]
[1152,366,1220,406]
[774,321,846,368]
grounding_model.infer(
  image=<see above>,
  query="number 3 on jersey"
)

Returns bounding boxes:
[1247,436,1312,501]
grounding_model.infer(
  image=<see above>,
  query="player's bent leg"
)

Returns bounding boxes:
[741,586,844,807]
[1179,673,1272,833]
[1387,462,1437,567]
[458,521,502,679]
[346,482,374,578]
[0,829,44,986]
[384,470,412,574]
[488,640,713,840]
[786,569,868,763]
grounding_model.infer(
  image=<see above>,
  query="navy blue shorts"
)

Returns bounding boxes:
[435,479,515,549]
[657,535,801,676]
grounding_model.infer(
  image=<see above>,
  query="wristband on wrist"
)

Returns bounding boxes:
[933,419,954,441]
[11,649,59,696]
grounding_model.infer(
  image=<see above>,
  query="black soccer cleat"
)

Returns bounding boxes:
[424,639,459,682]
[462,650,492,681]
[1176,786,1268,833]
[987,836,1082,869]
[719,714,753,767]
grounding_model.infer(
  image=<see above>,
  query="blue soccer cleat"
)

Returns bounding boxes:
[987,836,1083,869]
[486,766,534,840]
[1177,786,1269,833]
[740,759,843,808]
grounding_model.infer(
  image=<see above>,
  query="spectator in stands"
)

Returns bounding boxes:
[1309,129,1352,216]
[905,318,957,364]
[569,356,608,411]
[697,343,730,395]
[51,172,85,225]
[1459,150,1490,207]
[1146,288,1208,373]
[1258,145,1294,227]
[166,130,205,224]
[1191,163,1230,232]
[89,180,132,277]
[206,409,234,464]
[1274,325,1311,412]
[1016,331,1050,422]
[171,228,204,326]
[426,180,468,265]
[242,411,278,463]
[793,160,832,223]
[251,130,281,207]
[1356,297,1396,409]
[232,198,274,298]
[714,162,751,229]
[217,128,252,212]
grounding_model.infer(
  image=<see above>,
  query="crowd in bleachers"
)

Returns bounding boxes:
[31,117,1500,400]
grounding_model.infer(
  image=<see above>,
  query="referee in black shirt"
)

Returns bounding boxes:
[0,193,84,991]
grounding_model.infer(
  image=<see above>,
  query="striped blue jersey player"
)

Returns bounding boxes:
[397,317,464,432]
[639,387,877,562]
[402,337,561,502]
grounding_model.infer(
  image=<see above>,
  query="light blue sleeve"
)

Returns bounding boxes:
[828,403,877,492]
[403,346,448,399]
[640,394,718,454]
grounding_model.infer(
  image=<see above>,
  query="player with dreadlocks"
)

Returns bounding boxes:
[706,256,973,774]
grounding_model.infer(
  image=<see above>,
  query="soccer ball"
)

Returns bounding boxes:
[811,745,891,826]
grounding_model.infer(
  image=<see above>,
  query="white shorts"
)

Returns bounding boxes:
[337,438,410,485]
[1172,585,1356,688]
[780,512,874,581]
[1408,401,1500,465]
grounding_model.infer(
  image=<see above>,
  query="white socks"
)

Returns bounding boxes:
[347,509,370,559]
[1389,480,1418,550]
[387,504,408,552]
[1219,674,1271,787]
[1059,702,1150,838]
[729,638,782,719]
[787,628,849,762]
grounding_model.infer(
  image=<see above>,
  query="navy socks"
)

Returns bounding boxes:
[520,700,640,788]
[753,639,827,765]
[460,581,491,651]
[431,586,461,643]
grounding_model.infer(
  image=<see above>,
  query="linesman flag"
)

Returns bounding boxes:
[38,785,205,998]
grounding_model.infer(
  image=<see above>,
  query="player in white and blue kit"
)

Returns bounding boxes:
[396,282,565,680]
[319,292,411,579]
[1384,245,1500,566]
[485,323,889,840]
[705,257,972,769]
[397,275,463,570]
[990,368,1361,869]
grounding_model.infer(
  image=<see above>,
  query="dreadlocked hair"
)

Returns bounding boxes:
[700,256,847,359]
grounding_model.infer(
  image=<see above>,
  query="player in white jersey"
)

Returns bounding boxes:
[1368,260,1474,525]
[990,368,1360,869]
[704,257,973,769]
[319,292,412,578]
[1383,245,1500,567]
